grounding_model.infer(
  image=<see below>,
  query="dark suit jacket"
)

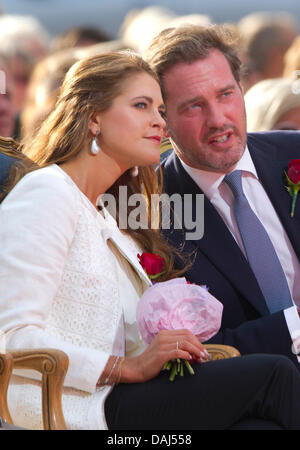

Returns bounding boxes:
[162,131,300,366]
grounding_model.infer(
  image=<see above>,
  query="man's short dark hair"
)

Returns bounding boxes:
[145,24,242,98]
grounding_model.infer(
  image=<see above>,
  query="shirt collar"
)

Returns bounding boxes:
[179,145,258,200]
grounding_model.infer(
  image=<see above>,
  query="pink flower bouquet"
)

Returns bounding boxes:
[137,277,223,380]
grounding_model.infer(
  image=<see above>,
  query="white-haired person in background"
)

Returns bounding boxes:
[119,5,211,56]
[245,77,300,132]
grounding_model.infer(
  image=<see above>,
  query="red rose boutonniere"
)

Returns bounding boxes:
[137,252,165,280]
[285,159,300,217]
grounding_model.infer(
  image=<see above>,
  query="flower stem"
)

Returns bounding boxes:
[184,360,195,375]
[291,193,297,217]
[163,359,196,380]
[163,361,173,370]
[180,361,184,376]
[169,362,177,381]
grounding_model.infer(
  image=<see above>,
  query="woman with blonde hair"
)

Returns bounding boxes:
[1,51,300,430]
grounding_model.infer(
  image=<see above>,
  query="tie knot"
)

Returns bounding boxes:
[224,170,243,199]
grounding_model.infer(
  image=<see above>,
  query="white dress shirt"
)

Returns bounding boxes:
[180,147,300,359]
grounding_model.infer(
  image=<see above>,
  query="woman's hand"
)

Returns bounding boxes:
[121,329,209,383]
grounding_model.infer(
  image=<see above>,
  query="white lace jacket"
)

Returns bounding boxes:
[0,164,151,429]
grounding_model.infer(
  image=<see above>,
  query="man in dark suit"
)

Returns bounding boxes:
[145,24,300,368]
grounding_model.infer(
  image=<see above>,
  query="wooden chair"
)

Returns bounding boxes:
[0,349,69,430]
[0,345,239,430]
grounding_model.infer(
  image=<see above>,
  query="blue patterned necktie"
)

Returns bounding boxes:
[224,170,293,313]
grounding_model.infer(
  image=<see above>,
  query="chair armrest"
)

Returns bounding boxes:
[8,349,69,430]
[204,344,241,360]
[1,345,239,430]
[0,353,13,424]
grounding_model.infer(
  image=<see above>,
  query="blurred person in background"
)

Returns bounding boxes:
[20,48,79,143]
[120,6,211,56]
[50,26,111,54]
[0,14,49,114]
[167,13,211,31]
[20,38,129,144]
[283,35,300,78]
[0,56,16,138]
[119,6,176,54]
[245,77,300,132]
[237,12,297,92]
[77,39,128,58]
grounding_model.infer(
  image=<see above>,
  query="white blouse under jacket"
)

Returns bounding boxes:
[0,164,152,429]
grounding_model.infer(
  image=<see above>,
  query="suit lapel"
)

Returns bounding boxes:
[248,136,300,258]
[163,153,269,315]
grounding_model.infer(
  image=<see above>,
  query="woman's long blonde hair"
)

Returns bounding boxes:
[4,51,189,280]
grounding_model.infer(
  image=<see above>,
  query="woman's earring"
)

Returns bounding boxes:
[91,131,100,155]
[130,166,139,177]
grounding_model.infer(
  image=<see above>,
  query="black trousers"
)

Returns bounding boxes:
[105,354,300,430]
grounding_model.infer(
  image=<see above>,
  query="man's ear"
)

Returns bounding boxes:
[88,112,101,135]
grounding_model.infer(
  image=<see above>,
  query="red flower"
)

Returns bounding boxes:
[288,159,300,184]
[137,252,165,279]
[285,159,300,217]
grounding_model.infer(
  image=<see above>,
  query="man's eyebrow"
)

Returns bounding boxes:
[216,84,236,94]
[177,84,237,110]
